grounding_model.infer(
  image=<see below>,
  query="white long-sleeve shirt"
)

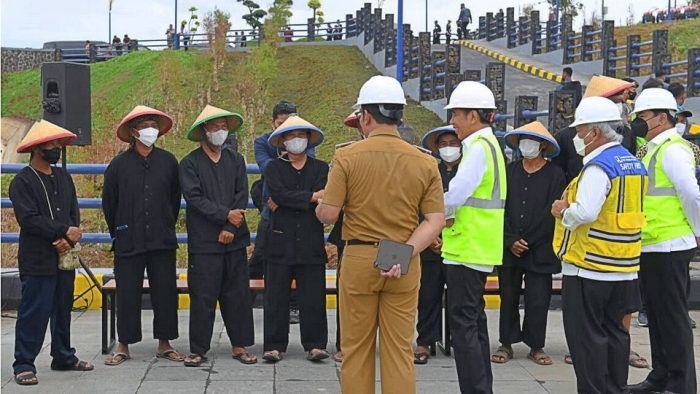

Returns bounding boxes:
[442,127,493,273]
[641,128,700,253]
[560,142,637,281]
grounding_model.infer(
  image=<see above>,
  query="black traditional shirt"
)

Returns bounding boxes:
[265,157,329,265]
[9,166,79,275]
[102,147,181,257]
[421,159,459,262]
[503,160,566,273]
[179,147,250,254]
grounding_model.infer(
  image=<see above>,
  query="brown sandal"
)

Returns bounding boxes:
[184,354,207,367]
[262,350,282,362]
[232,351,258,365]
[491,346,513,363]
[528,350,553,366]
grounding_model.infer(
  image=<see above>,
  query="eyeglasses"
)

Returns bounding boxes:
[274,101,297,113]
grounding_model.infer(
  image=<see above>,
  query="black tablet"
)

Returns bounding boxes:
[374,239,414,275]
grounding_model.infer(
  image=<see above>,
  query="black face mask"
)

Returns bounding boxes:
[628,91,637,100]
[630,117,649,138]
[41,147,62,164]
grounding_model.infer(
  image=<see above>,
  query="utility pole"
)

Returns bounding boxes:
[397,0,404,83]
[174,0,179,49]
[425,0,428,32]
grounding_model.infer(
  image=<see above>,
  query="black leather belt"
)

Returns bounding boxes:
[346,239,378,246]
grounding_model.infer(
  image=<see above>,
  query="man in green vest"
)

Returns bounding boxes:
[551,97,648,394]
[442,81,506,394]
[628,88,698,394]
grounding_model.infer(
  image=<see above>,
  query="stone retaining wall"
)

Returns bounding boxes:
[1,48,61,73]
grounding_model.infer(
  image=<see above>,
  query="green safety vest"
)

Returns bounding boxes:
[641,133,695,246]
[441,133,506,266]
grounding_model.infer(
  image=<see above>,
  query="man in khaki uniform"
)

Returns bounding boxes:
[316,76,446,394]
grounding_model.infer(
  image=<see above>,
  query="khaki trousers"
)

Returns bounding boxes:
[339,244,420,394]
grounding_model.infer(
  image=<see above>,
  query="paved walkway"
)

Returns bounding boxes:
[2,309,700,393]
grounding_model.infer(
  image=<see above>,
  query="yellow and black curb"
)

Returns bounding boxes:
[458,40,563,84]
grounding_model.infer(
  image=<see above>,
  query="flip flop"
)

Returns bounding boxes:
[414,352,430,365]
[184,354,207,367]
[564,353,573,365]
[232,352,258,365]
[307,349,329,361]
[52,360,95,371]
[628,351,648,369]
[157,349,184,362]
[105,352,131,366]
[490,346,513,364]
[262,350,283,362]
[15,372,38,386]
[528,350,553,366]
[333,352,343,363]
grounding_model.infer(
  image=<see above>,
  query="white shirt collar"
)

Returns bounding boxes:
[461,127,493,150]
[582,142,620,165]
[648,127,679,149]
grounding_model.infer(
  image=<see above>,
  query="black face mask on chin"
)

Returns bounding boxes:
[40,147,62,164]
[630,114,662,139]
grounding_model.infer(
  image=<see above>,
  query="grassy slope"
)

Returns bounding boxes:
[1,45,445,268]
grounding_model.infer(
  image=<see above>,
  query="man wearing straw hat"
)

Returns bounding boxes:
[261,115,330,363]
[551,97,647,394]
[413,126,461,365]
[316,76,445,394]
[102,106,183,366]
[491,122,566,367]
[179,105,257,366]
[10,120,94,386]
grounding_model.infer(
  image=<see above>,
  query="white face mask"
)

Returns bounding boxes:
[135,127,159,148]
[206,130,229,147]
[284,137,308,154]
[573,129,594,157]
[519,139,542,159]
[438,146,461,163]
[676,122,687,136]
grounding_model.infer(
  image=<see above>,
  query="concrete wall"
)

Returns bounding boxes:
[1,47,61,72]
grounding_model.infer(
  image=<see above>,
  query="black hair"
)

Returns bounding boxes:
[651,109,677,126]
[362,104,403,125]
[563,67,573,77]
[272,101,298,120]
[668,82,686,99]
[654,69,666,78]
[642,78,664,90]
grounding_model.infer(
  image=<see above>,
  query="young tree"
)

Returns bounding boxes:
[203,8,231,91]
[308,0,321,23]
[547,0,584,19]
[184,6,200,34]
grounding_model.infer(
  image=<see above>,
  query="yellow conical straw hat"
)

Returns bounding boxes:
[187,105,243,142]
[116,105,173,142]
[17,120,76,153]
[583,75,635,99]
[504,121,560,158]
[268,115,325,148]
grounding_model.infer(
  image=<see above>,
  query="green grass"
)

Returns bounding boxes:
[1,44,445,268]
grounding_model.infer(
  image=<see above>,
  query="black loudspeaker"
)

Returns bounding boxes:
[41,62,91,146]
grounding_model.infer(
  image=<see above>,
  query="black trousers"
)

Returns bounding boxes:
[248,219,268,280]
[13,270,79,374]
[188,249,255,355]
[264,263,328,352]
[460,23,469,38]
[497,266,552,350]
[416,257,446,346]
[446,264,493,394]
[114,249,178,344]
[562,275,631,394]
[640,249,697,394]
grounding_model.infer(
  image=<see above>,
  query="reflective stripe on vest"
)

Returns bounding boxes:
[646,139,677,197]
[464,138,506,210]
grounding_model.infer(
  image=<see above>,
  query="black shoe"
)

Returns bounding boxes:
[628,380,664,393]
[691,317,696,329]
[290,308,300,325]
[637,312,649,327]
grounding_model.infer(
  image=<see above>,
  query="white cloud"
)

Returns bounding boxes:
[0,0,687,49]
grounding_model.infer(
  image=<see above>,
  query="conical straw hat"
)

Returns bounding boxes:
[115,105,173,142]
[268,115,324,148]
[17,120,76,153]
[583,75,635,99]
[187,105,243,142]
[504,121,560,158]
[344,112,359,128]
[422,126,458,158]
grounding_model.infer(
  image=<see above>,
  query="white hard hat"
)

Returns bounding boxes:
[352,76,407,110]
[631,88,678,115]
[444,81,497,110]
[569,96,622,127]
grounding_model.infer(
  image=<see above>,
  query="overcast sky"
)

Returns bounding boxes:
[0,0,689,49]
